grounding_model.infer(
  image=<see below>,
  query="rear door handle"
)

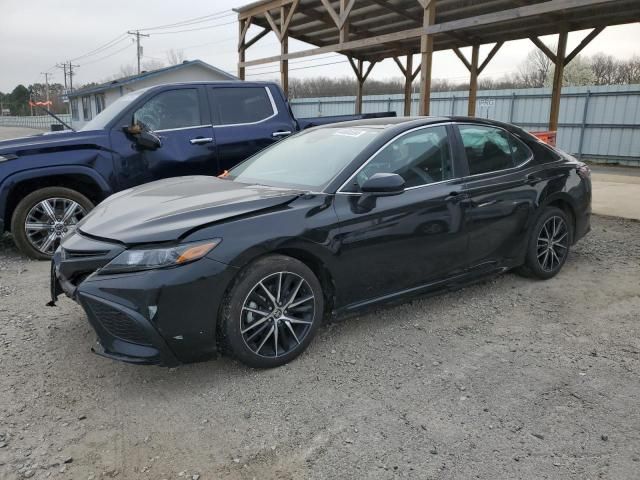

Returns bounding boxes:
[272,131,292,138]
[190,137,213,145]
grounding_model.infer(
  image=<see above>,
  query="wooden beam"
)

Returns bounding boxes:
[419,0,435,115]
[281,33,289,98]
[240,0,622,68]
[237,0,293,20]
[452,47,471,71]
[238,20,246,80]
[281,0,299,35]
[320,0,342,28]
[478,41,503,73]
[468,45,479,116]
[340,0,350,43]
[393,56,407,76]
[238,16,252,50]
[530,36,557,64]
[549,31,568,131]
[244,28,270,49]
[356,59,364,114]
[264,10,283,41]
[564,26,604,65]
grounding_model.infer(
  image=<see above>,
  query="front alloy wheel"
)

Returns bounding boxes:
[241,272,315,358]
[10,187,94,260]
[25,198,87,256]
[222,254,323,368]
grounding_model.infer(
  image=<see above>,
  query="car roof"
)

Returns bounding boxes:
[313,116,522,132]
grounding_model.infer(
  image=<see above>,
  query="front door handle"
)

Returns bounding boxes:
[272,131,292,138]
[190,137,213,145]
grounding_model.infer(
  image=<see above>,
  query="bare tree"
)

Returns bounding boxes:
[118,63,136,78]
[517,47,553,88]
[615,55,640,84]
[142,58,165,72]
[590,53,617,85]
[166,49,185,66]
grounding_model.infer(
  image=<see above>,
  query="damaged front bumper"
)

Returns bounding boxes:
[50,237,238,366]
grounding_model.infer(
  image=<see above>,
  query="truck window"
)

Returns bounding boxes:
[211,87,275,125]
[133,89,201,131]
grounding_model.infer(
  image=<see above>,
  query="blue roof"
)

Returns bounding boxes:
[68,60,237,98]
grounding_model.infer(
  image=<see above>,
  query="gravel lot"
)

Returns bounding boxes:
[0,215,639,480]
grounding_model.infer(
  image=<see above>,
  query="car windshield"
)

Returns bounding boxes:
[227,126,381,190]
[80,89,147,131]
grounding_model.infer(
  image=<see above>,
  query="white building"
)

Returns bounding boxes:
[67,60,237,128]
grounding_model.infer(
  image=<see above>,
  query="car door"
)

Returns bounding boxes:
[208,85,297,173]
[111,86,217,190]
[332,124,469,306]
[455,123,537,270]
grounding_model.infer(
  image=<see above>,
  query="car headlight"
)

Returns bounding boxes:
[99,239,221,274]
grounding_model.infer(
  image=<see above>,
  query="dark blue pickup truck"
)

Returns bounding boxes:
[0,81,393,258]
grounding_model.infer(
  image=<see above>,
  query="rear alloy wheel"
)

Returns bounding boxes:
[11,187,93,260]
[517,206,572,279]
[222,255,323,368]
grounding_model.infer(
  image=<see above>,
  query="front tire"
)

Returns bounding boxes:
[10,187,93,260]
[517,206,572,279]
[221,255,324,368]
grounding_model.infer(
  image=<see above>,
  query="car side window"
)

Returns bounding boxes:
[459,125,516,175]
[133,89,201,131]
[211,87,274,125]
[351,126,453,190]
[510,135,533,165]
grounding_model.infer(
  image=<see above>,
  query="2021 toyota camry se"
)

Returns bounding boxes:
[51,117,591,368]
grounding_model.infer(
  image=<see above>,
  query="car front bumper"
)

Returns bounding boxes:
[51,247,239,366]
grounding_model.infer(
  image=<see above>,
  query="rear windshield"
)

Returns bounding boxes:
[227,127,380,190]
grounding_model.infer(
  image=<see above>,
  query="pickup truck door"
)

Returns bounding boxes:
[110,86,218,189]
[208,85,297,173]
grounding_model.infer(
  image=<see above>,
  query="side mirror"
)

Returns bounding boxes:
[355,173,405,213]
[136,130,162,150]
[360,173,405,195]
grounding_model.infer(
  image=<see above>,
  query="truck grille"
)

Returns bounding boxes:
[85,299,151,345]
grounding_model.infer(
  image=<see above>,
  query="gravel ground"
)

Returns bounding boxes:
[1,216,639,479]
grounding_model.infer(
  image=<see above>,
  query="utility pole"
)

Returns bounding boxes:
[68,61,79,92]
[40,72,51,105]
[127,30,150,74]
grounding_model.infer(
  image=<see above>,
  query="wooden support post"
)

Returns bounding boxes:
[356,59,364,114]
[404,54,413,116]
[468,45,479,116]
[419,0,435,116]
[340,0,350,43]
[549,31,568,131]
[238,19,247,80]
[280,6,289,98]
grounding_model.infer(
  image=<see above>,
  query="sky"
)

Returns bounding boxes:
[1,0,639,93]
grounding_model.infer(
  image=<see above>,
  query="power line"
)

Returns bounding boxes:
[245,59,350,77]
[149,19,237,35]
[138,11,235,32]
[79,42,135,66]
[69,34,130,62]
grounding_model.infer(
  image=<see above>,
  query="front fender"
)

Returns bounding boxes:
[0,165,113,230]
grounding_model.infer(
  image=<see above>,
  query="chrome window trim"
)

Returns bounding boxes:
[336,122,456,195]
[211,86,278,128]
[457,122,534,180]
[155,124,213,133]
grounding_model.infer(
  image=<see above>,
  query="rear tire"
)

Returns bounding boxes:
[220,254,324,368]
[516,206,572,280]
[10,187,93,260]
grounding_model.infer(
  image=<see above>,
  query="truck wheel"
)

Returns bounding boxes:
[10,187,93,260]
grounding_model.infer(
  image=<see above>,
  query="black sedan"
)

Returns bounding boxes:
[51,117,591,368]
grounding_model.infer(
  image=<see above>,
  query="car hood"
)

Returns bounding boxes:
[78,176,303,244]
[0,129,109,156]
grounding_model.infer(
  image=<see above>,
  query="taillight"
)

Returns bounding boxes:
[577,164,591,180]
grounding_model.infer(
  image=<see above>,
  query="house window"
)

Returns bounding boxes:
[71,99,79,121]
[95,94,105,115]
[81,96,92,120]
